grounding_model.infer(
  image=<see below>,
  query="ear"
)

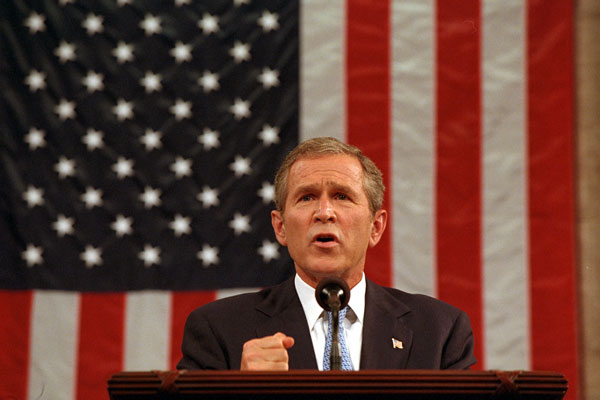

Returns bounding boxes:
[368,209,387,248]
[271,210,287,246]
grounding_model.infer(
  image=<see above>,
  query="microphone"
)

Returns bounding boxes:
[315,277,350,370]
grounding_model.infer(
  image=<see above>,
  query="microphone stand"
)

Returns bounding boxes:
[315,276,349,371]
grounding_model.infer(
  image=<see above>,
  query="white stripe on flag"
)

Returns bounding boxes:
[391,0,436,296]
[300,0,346,142]
[124,291,171,370]
[482,0,531,369]
[28,291,79,400]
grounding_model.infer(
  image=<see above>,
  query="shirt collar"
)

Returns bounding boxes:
[295,273,366,329]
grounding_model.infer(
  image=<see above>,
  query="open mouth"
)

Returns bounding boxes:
[316,236,335,243]
[314,234,337,245]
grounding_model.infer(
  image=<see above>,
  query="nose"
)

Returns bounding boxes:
[314,197,336,223]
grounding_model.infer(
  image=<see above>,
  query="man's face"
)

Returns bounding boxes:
[271,154,387,288]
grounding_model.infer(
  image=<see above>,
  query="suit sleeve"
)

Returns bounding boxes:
[441,310,477,370]
[176,308,230,370]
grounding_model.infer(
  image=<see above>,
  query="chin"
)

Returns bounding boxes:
[307,264,345,278]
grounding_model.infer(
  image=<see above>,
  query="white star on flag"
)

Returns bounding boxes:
[52,215,75,237]
[140,14,162,36]
[140,72,162,93]
[113,99,134,121]
[140,129,162,151]
[197,244,219,267]
[55,41,76,63]
[82,13,104,35]
[230,155,252,177]
[22,244,43,267]
[24,12,46,33]
[81,187,103,209]
[257,182,275,204]
[55,99,76,120]
[257,68,280,89]
[198,71,219,93]
[81,245,102,268]
[170,99,192,120]
[140,187,162,208]
[82,129,104,151]
[171,156,192,178]
[229,41,251,63]
[230,98,251,120]
[198,128,220,150]
[139,245,161,267]
[112,157,134,179]
[258,240,280,262]
[170,41,192,63]
[24,70,46,91]
[197,186,219,209]
[229,212,251,235]
[113,41,134,63]
[198,13,219,34]
[169,214,192,236]
[55,156,76,179]
[111,215,133,237]
[257,10,279,32]
[23,185,44,208]
[82,71,104,92]
[24,128,46,150]
[258,124,280,146]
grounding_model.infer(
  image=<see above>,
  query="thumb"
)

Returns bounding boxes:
[282,336,295,349]
[274,332,295,349]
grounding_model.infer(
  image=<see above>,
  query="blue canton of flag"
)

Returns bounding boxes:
[0,0,298,291]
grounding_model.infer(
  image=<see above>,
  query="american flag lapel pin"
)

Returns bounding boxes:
[392,338,403,349]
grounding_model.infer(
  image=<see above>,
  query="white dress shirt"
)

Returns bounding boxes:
[294,273,366,370]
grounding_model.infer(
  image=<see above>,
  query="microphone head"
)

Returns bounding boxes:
[315,276,350,311]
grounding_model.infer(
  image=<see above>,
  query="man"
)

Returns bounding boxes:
[177,137,476,371]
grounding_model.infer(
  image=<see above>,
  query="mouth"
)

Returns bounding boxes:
[313,234,338,247]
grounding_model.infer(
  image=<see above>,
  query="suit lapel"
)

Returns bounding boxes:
[255,277,318,369]
[360,280,413,369]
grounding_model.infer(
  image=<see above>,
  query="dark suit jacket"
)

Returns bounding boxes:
[177,276,476,370]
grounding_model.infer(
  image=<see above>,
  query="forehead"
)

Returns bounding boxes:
[287,154,364,187]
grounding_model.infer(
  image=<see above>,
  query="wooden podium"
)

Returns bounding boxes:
[107,370,567,399]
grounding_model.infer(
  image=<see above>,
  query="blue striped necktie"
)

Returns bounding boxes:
[323,306,353,370]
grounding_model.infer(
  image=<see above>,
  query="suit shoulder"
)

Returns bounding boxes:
[186,280,289,319]
[188,289,262,318]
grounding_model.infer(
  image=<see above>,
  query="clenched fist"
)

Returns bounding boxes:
[240,332,295,370]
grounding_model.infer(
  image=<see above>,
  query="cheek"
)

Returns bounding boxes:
[281,220,301,243]
[352,218,375,244]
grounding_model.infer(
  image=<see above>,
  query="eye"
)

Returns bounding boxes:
[300,194,313,202]
[335,193,348,200]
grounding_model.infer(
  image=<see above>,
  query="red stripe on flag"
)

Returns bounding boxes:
[346,0,392,287]
[526,1,578,398]
[76,293,125,400]
[0,291,33,400]
[435,0,483,367]
[170,291,216,369]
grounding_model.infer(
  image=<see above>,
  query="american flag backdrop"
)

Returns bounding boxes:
[0,1,579,400]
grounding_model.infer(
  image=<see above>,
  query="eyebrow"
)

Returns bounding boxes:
[291,182,360,198]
